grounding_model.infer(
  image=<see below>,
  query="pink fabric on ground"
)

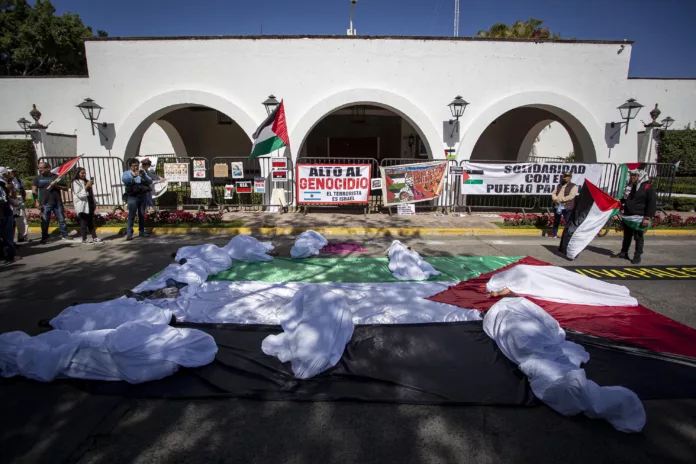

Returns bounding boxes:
[321,242,368,254]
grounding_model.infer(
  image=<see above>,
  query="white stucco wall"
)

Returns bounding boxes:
[1,37,695,167]
[532,122,574,160]
[138,122,175,156]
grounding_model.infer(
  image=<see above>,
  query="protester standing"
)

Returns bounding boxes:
[614,169,656,264]
[6,169,29,242]
[73,167,103,244]
[0,168,17,263]
[122,158,153,241]
[32,162,69,244]
[140,158,163,211]
[549,172,578,238]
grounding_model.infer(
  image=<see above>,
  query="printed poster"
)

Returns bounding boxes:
[371,178,383,190]
[190,180,212,199]
[236,180,252,194]
[459,162,603,195]
[296,164,371,205]
[272,159,288,170]
[163,163,189,182]
[224,184,234,199]
[193,159,207,178]
[231,162,244,179]
[272,170,288,181]
[397,204,416,215]
[380,161,447,206]
[254,177,266,194]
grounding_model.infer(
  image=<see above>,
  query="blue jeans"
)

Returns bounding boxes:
[552,208,573,236]
[0,216,16,259]
[127,195,146,236]
[41,203,68,239]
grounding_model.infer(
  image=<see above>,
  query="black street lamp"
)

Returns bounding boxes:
[76,98,107,137]
[448,95,469,137]
[661,116,675,130]
[16,117,31,134]
[613,98,644,134]
[262,95,280,115]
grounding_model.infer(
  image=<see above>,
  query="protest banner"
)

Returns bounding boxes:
[296,164,371,205]
[193,159,206,178]
[190,181,212,199]
[380,161,447,206]
[163,163,189,182]
[459,162,603,195]
[236,180,252,194]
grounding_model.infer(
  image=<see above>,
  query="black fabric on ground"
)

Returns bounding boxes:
[41,322,696,403]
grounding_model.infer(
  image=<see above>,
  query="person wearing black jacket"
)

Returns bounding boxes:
[614,170,656,264]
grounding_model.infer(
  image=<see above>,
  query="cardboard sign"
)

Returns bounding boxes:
[272,170,288,181]
[231,162,244,179]
[190,181,212,199]
[254,177,266,194]
[192,159,206,179]
[459,162,603,195]
[397,204,416,215]
[224,184,234,199]
[163,163,189,182]
[236,180,252,194]
[296,164,371,205]
[214,163,229,178]
[380,161,447,206]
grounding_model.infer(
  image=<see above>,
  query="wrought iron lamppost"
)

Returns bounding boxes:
[448,95,469,137]
[76,98,108,140]
[612,98,643,134]
[262,95,280,115]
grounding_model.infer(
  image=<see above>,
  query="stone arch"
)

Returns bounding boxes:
[290,88,443,161]
[113,89,257,161]
[138,119,189,158]
[459,91,602,163]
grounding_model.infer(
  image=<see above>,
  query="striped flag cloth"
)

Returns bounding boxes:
[249,101,289,160]
[559,181,620,260]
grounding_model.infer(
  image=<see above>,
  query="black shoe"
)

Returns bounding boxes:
[126,235,133,241]
[39,238,48,244]
[631,254,642,265]
[612,251,629,259]
[139,231,150,237]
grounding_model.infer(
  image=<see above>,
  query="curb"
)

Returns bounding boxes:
[27,226,696,237]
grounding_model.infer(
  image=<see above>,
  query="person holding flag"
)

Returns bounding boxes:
[32,161,70,243]
[613,168,656,264]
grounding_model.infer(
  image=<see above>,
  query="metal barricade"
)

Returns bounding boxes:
[637,162,676,208]
[295,157,380,215]
[379,158,458,214]
[210,156,294,212]
[456,159,620,213]
[37,156,125,207]
[150,155,211,210]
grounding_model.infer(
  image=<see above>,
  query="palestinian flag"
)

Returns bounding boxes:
[622,214,651,232]
[249,101,290,160]
[559,180,620,260]
[51,154,84,179]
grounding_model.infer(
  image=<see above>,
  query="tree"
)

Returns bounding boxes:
[0,0,107,76]
[477,18,562,39]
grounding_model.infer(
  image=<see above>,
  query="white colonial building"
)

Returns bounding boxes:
[1,35,695,167]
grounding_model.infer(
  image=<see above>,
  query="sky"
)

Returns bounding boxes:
[50,0,696,78]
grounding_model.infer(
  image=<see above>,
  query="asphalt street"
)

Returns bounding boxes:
[1,232,695,464]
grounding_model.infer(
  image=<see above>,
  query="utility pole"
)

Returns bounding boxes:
[454,0,460,37]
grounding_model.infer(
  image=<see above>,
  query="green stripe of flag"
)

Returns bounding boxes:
[250,136,287,160]
[464,179,484,185]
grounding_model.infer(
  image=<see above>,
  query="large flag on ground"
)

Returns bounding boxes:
[50,154,84,179]
[249,101,290,160]
[559,180,620,260]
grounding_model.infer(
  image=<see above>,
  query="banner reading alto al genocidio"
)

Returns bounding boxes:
[460,162,604,195]
[296,164,371,204]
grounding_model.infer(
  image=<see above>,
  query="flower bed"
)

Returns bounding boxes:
[498,213,696,229]
[27,210,227,227]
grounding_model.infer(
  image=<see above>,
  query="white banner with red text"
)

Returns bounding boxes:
[296,164,372,205]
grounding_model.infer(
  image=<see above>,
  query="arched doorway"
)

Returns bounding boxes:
[470,105,595,163]
[298,104,429,161]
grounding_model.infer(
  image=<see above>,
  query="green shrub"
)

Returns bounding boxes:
[658,129,696,176]
[668,196,696,212]
[0,139,37,178]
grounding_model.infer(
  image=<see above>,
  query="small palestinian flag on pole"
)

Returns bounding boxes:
[559,180,620,260]
[47,154,84,190]
[249,100,290,160]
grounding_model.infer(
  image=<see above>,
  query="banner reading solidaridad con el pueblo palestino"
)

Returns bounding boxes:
[460,162,603,195]
[296,164,372,204]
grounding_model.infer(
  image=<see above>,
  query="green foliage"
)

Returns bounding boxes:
[0,139,36,178]
[477,18,563,39]
[665,196,696,212]
[657,127,696,176]
[670,177,696,195]
[0,0,107,76]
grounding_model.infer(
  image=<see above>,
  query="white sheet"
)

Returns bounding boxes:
[175,243,232,274]
[484,297,645,433]
[387,240,441,281]
[0,322,217,384]
[132,262,210,297]
[291,230,328,259]
[486,264,638,307]
[261,285,354,379]
[223,235,275,262]
[50,298,172,332]
[144,281,481,326]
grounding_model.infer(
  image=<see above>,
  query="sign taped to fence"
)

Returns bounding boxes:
[236,180,252,194]
[193,159,206,178]
[459,162,603,195]
[214,163,229,178]
[296,164,371,204]
[380,161,447,206]
[254,177,266,193]
[190,181,212,199]
[231,162,244,179]
[163,163,189,182]
[224,184,234,199]
[272,170,288,181]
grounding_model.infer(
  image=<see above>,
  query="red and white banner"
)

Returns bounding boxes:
[296,164,371,205]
